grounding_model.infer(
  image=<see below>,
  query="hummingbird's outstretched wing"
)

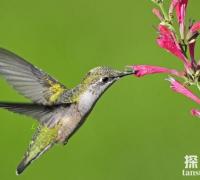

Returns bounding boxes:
[0,48,69,105]
[0,102,69,127]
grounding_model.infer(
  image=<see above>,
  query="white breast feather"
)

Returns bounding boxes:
[78,90,98,114]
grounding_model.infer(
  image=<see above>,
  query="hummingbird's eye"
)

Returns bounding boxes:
[101,77,109,83]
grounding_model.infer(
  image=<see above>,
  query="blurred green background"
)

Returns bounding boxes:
[0,0,200,179]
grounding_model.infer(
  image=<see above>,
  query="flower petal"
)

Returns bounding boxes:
[191,109,200,118]
[186,21,200,44]
[167,77,200,104]
[189,42,196,67]
[169,0,188,39]
[152,8,164,21]
[176,0,188,24]
[169,0,179,19]
[131,65,183,77]
[190,21,200,33]
[169,0,188,23]
[157,25,190,68]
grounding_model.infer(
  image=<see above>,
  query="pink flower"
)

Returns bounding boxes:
[175,0,188,25]
[131,65,183,77]
[167,77,200,104]
[137,0,200,119]
[189,42,196,67]
[187,21,200,43]
[157,25,190,68]
[187,22,200,66]
[169,0,188,39]
[190,21,200,33]
[191,109,200,118]
[169,0,188,23]
[152,8,164,21]
[169,0,179,15]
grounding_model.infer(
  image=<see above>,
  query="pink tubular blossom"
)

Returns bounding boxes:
[167,77,200,104]
[131,65,183,77]
[157,25,190,68]
[175,0,188,24]
[189,42,196,66]
[190,21,200,33]
[169,0,179,20]
[191,109,200,118]
[152,8,164,21]
[169,0,188,39]
[186,22,200,43]
[169,0,188,23]
[169,0,179,17]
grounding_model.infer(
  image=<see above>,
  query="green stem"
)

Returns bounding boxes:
[159,3,169,21]
[197,82,200,91]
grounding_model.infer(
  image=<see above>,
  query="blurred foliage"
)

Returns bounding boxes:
[0,0,200,179]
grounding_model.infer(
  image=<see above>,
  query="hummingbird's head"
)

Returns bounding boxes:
[82,66,134,94]
[75,66,134,115]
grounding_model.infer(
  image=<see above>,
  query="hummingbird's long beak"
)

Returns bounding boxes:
[117,67,135,78]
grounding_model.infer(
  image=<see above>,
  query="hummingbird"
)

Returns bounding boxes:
[0,48,134,175]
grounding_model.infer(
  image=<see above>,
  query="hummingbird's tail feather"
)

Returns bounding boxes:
[16,143,53,175]
[16,125,59,175]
